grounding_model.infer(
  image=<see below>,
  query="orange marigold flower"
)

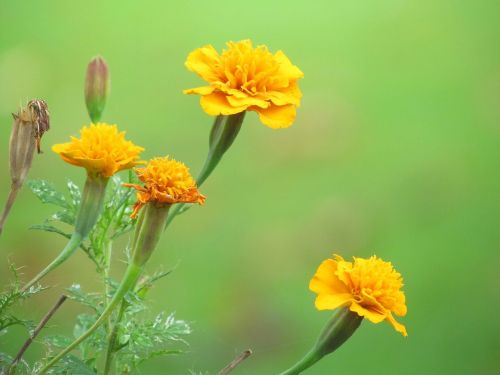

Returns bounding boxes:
[124,156,205,218]
[52,123,144,177]
[310,254,408,336]
[184,39,303,129]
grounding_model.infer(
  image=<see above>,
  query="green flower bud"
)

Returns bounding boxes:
[85,56,110,123]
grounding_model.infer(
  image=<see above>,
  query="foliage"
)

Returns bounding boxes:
[28,173,137,271]
[0,173,191,374]
[0,262,45,335]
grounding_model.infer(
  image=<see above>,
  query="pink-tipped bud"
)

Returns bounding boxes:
[85,56,110,123]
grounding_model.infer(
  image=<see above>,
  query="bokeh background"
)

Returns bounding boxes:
[1,1,499,374]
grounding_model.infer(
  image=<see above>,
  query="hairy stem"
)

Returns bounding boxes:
[8,295,67,375]
[36,262,143,375]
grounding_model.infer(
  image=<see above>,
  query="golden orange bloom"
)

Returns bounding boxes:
[124,156,205,218]
[310,254,407,336]
[184,39,303,129]
[52,123,144,177]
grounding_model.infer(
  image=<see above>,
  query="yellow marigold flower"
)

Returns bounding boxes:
[184,39,303,129]
[124,156,205,218]
[52,123,144,177]
[310,254,408,336]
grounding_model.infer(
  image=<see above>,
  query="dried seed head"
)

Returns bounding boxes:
[9,99,50,187]
[1,100,50,234]
[28,99,50,153]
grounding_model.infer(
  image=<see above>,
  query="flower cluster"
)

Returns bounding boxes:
[310,254,407,336]
[184,40,303,128]
[124,156,205,218]
[52,123,144,178]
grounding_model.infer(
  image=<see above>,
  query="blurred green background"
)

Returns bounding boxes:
[0,1,499,374]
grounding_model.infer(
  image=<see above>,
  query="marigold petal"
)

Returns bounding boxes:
[274,50,304,80]
[227,95,270,109]
[309,259,349,295]
[386,312,408,337]
[185,45,221,82]
[314,293,353,310]
[184,86,215,95]
[265,82,302,106]
[349,302,386,323]
[253,104,296,129]
[200,92,247,116]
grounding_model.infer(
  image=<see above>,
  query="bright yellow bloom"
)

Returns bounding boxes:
[52,123,144,177]
[184,40,303,129]
[310,254,408,336]
[124,156,205,218]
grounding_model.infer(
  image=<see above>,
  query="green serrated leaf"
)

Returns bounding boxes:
[28,180,70,208]
[58,355,97,375]
[30,224,72,239]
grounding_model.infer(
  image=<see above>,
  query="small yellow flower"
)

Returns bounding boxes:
[124,156,205,218]
[52,123,144,177]
[184,39,303,129]
[310,254,408,336]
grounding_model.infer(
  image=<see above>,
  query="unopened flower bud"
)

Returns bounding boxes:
[0,100,50,235]
[85,56,109,123]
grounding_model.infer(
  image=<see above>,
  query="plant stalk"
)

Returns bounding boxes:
[21,175,108,291]
[165,112,245,228]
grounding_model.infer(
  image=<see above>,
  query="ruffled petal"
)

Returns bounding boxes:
[264,82,302,106]
[309,259,350,295]
[200,92,247,116]
[274,50,304,80]
[185,45,221,82]
[386,312,408,337]
[227,95,270,109]
[349,302,386,323]
[184,86,215,95]
[253,104,296,129]
[315,293,353,310]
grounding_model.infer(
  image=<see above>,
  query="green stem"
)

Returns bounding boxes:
[102,285,132,375]
[279,308,363,375]
[278,349,322,375]
[165,112,245,228]
[37,204,170,374]
[21,175,108,291]
[21,232,83,292]
[37,262,143,375]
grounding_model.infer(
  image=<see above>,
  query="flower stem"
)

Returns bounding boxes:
[21,232,83,292]
[165,112,245,228]
[278,308,363,375]
[0,185,20,236]
[36,262,143,375]
[278,349,321,375]
[21,175,108,291]
[37,203,170,374]
[102,287,130,375]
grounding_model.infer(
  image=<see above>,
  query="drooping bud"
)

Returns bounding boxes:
[85,56,109,123]
[0,100,50,235]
